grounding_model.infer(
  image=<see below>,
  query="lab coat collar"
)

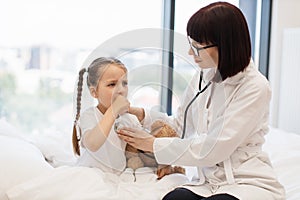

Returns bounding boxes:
[202,59,254,85]
[203,68,216,83]
[222,59,254,85]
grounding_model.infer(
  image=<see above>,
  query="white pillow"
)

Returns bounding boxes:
[29,130,78,167]
[0,118,26,139]
[0,117,77,167]
[0,135,53,191]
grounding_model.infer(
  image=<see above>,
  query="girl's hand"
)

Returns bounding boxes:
[118,127,155,152]
[112,95,130,117]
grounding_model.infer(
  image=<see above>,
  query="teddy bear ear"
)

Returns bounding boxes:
[150,120,164,132]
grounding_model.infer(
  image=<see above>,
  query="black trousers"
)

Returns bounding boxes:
[162,188,239,200]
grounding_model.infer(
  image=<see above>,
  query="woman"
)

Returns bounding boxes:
[118,2,285,200]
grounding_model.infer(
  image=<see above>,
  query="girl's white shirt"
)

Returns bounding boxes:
[142,60,285,199]
[76,107,126,175]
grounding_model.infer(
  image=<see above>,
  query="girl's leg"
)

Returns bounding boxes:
[162,187,204,200]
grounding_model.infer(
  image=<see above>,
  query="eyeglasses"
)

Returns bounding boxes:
[187,36,217,56]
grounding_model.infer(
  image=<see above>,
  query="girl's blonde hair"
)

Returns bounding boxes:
[72,57,126,155]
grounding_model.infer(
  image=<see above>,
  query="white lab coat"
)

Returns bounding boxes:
[143,61,285,200]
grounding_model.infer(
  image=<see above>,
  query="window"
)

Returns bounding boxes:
[0,0,271,134]
[0,0,162,134]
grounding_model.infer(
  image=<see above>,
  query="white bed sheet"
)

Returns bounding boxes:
[263,127,300,200]
[5,167,189,200]
[1,117,300,200]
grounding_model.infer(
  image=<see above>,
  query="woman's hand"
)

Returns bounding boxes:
[118,127,155,152]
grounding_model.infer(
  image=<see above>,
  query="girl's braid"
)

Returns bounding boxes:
[72,68,86,155]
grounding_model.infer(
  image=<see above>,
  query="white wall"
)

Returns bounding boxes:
[269,0,300,134]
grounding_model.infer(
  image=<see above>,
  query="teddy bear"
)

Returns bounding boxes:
[125,120,186,180]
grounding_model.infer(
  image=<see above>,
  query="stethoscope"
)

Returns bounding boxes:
[181,70,212,139]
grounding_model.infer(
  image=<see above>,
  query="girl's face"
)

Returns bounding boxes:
[92,64,128,111]
[188,38,218,69]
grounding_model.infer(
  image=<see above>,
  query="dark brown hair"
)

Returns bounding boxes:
[187,2,251,81]
[72,57,126,155]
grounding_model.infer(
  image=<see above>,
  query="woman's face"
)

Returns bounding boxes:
[92,64,128,110]
[188,38,218,69]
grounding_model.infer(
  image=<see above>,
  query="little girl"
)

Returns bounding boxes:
[72,57,142,174]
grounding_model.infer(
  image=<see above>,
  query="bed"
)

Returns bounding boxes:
[0,117,299,200]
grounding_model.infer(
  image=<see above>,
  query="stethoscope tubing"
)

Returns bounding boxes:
[181,71,212,139]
